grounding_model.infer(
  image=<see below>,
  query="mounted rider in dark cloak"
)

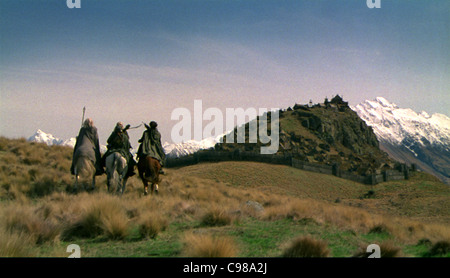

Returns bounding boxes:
[71,118,104,175]
[137,121,166,173]
[102,122,136,177]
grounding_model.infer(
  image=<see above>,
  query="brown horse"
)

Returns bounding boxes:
[137,156,161,195]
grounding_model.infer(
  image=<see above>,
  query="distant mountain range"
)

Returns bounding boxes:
[27,97,449,184]
[352,97,450,184]
[27,129,221,159]
[162,134,224,158]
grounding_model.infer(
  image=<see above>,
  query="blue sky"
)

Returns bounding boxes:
[1,0,449,145]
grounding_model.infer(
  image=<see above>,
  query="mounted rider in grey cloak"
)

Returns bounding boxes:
[137,121,166,173]
[70,118,104,176]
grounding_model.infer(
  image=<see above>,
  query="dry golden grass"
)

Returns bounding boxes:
[282,235,330,257]
[137,212,169,239]
[1,206,62,244]
[0,138,449,257]
[378,241,403,257]
[62,193,131,240]
[353,241,402,258]
[200,205,235,227]
[0,229,35,257]
[261,196,450,245]
[182,232,238,257]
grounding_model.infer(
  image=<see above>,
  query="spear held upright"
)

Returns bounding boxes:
[81,106,86,127]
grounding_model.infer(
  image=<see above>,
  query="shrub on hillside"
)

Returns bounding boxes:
[138,213,168,239]
[282,236,330,257]
[62,195,130,240]
[353,241,402,258]
[183,233,238,257]
[29,175,62,197]
[369,223,392,235]
[0,229,35,257]
[2,207,61,244]
[427,240,450,256]
[200,207,233,227]
[379,241,402,257]
[101,210,130,240]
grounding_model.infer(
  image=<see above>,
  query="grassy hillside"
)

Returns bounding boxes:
[0,137,449,257]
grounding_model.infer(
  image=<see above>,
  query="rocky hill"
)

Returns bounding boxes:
[216,95,396,176]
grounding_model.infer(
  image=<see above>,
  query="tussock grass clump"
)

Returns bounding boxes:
[183,233,238,257]
[29,175,62,197]
[379,241,402,257]
[138,213,169,239]
[102,211,130,240]
[263,199,318,221]
[62,194,130,240]
[171,200,199,218]
[427,240,450,256]
[0,230,35,257]
[282,235,330,257]
[200,206,234,227]
[353,241,402,258]
[1,206,61,244]
[62,206,103,239]
[369,223,392,235]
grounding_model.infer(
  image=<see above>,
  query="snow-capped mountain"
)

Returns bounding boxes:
[163,133,224,158]
[352,97,450,184]
[28,129,76,148]
[353,97,450,148]
[28,129,105,152]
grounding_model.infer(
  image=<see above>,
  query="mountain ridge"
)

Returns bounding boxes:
[352,97,450,184]
[26,129,220,159]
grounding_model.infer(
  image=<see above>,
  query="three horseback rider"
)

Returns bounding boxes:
[72,118,166,187]
[102,122,137,178]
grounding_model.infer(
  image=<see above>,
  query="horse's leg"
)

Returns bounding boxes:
[116,174,124,195]
[119,165,128,195]
[74,175,79,193]
[106,173,111,192]
[143,179,149,195]
[152,183,159,195]
[73,165,79,193]
[121,177,128,195]
[107,169,114,193]
[106,154,116,194]
[90,175,96,192]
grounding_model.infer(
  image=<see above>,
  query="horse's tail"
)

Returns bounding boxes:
[144,156,161,183]
[144,164,154,181]
[75,156,95,178]
[112,152,117,172]
[112,152,122,181]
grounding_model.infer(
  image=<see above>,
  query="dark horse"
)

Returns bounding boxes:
[137,156,161,195]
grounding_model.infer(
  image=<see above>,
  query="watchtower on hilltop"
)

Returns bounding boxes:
[328,95,349,111]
